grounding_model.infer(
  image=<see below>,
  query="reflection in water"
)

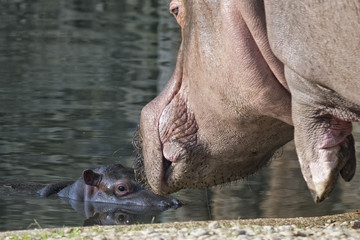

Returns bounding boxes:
[0,180,176,227]
[66,199,172,226]
[0,0,359,232]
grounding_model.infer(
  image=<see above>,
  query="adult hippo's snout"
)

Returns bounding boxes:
[136,0,294,195]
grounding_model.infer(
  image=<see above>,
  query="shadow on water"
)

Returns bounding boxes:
[0,0,359,232]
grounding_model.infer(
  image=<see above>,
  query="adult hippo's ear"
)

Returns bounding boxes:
[83,169,102,187]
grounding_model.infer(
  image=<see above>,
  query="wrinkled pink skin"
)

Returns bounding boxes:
[139,0,359,202]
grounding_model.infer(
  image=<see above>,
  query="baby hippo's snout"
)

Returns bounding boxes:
[158,197,183,209]
[171,198,183,208]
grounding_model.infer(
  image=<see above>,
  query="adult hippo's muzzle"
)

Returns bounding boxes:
[135,51,204,194]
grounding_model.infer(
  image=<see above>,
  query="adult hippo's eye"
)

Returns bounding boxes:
[171,7,179,17]
[169,0,183,26]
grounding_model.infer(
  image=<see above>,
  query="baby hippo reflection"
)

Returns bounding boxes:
[68,200,166,226]
[38,164,181,210]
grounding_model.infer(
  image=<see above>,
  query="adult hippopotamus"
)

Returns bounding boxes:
[38,164,181,210]
[136,0,359,202]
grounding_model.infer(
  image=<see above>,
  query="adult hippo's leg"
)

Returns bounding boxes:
[265,0,360,202]
[285,67,357,202]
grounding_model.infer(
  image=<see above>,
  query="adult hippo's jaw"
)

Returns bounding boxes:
[136,0,293,195]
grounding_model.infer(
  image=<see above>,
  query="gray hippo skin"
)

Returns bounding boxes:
[264,0,360,202]
[38,164,181,210]
[137,0,359,202]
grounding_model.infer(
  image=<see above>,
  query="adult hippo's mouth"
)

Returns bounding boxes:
[133,50,201,194]
[134,83,292,196]
[133,78,205,195]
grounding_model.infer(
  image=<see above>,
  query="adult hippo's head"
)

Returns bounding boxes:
[136,0,293,195]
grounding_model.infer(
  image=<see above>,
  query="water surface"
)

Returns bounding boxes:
[0,0,359,232]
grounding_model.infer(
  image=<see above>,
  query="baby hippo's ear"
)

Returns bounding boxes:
[83,169,102,187]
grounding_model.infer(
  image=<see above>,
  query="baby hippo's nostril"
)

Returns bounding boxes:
[171,198,183,209]
[157,197,182,209]
[158,200,171,208]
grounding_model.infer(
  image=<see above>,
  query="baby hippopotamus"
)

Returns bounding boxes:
[38,164,181,210]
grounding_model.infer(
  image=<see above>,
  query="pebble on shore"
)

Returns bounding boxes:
[1,213,359,240]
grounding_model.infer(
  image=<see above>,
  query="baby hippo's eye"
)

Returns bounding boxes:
[118,214,125,222]
[114,180,134,197]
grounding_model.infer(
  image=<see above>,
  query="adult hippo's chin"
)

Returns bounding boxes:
[136,0,293,195]
[136,0,359,202]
